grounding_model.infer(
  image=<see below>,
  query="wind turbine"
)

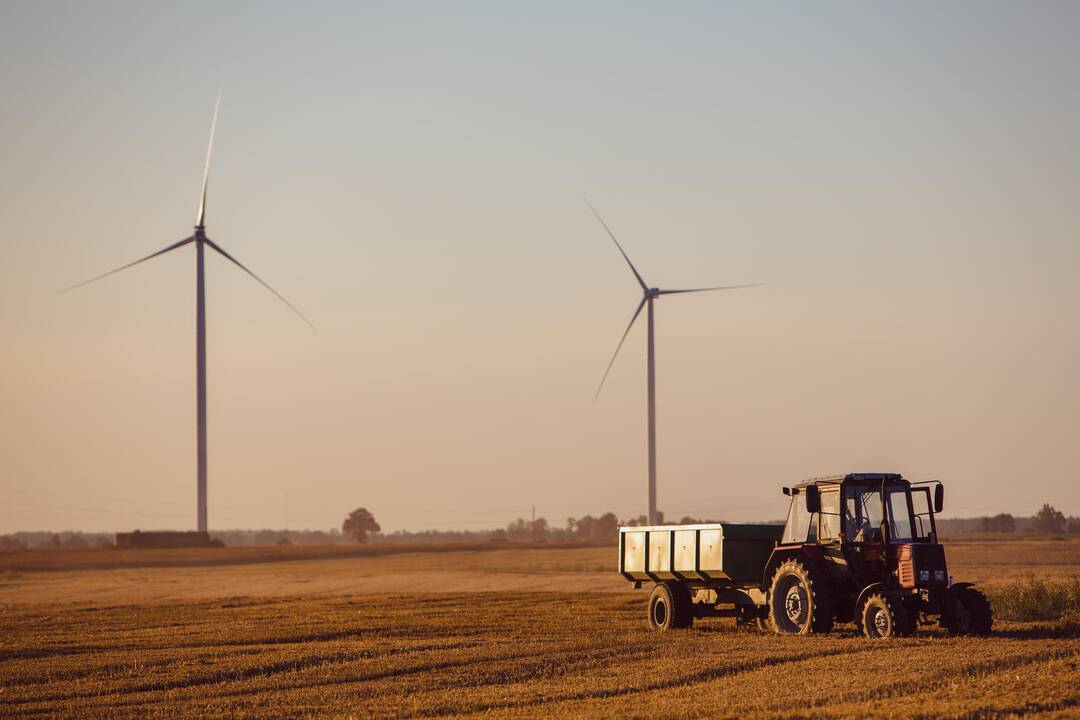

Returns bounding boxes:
[61,94,314,533]
[587,199,759,526]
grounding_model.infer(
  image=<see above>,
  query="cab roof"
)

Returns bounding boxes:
[792,473,906,490]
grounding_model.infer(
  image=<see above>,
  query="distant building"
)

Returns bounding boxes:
[114,530,222,549]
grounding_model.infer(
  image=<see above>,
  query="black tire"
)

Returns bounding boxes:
[648,582,693,631]
[946,586,993,636]
[860,593,915,639]
[768,558,834,634]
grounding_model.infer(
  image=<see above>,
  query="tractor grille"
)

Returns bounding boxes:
[899,543,947,589]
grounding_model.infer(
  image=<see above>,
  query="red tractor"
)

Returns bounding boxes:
[763,473,991,637]
[619,473,993,638]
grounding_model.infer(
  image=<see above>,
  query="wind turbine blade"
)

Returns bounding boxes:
[203,238,316,330]
[657,283,763,296]
[583,197,647,291]
[59,236,195,292]
[595,298,647,401]
[195,90,221,227]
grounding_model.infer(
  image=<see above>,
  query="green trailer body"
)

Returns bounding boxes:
[619,523,783,587]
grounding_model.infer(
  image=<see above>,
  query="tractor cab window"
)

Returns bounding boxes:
[886,489,914,542]
[818,489,841,542]
[782,490,814,544]
[911,487,936,542]
[843,485,885,542]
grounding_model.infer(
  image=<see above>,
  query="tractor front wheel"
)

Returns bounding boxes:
[647,582,693,631]
[945,586,993,636]
[860,593,915,639]
[768,559,833,635]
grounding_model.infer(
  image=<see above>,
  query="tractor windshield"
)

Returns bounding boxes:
[843,483,915,543]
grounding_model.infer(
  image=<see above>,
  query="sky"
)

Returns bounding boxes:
[1,1,1078,533]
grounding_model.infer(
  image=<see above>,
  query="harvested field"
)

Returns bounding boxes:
[2,537,1079,718]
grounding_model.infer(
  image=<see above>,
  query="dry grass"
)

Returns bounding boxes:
[987,574,1080,621]
[2,537,1080,718]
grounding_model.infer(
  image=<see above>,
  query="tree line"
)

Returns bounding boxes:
[4,503,1080,550]
[973,504,1080,534]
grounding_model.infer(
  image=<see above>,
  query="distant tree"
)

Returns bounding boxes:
[1033,504,1066,535]
[0,535,26,551]
[342,508,381,543]
[255,530,282,546]
[62,534,88,549]
[531,517,549,540]
[977,513,1016,533]
[506,518,530,541]
[572,515,595,539]
[1067,517,1080,534]
[595,512,619,538]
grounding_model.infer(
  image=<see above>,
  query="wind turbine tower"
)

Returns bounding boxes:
[62,95,314,532]
[587,199,759,526]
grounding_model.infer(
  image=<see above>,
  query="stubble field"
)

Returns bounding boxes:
[2,537,1079,719]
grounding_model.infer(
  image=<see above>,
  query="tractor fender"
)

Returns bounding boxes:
[854,582,888,617]
[940,582,975,625]
[761,545,826,591]
[945,582,975,608]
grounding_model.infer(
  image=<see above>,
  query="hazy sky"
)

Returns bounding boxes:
[2,2,1078,533]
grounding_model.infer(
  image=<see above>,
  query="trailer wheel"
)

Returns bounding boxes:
[768,559,833,635]
[860,593,915,639]
[648,582,692,631]
[945,586,993,636]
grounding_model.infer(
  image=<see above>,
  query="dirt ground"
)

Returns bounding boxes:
[1,537,1078,718]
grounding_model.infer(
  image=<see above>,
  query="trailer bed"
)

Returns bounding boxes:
[619,523,783,586]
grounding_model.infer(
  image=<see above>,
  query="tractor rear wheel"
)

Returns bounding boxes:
[946,586,993,636]
[768,559,834,634]
[648,582,693,631]
[860,593,915,639]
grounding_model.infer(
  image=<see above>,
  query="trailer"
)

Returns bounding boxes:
[619,473,993,637]
[619,523,782,629]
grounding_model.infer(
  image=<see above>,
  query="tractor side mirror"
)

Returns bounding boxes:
[934,484,944,513]
[805,485,821,514]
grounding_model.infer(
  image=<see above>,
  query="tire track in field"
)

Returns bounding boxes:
[0,635,486,691]
[935,695,1080,720]
[163,636,657,707]
[440,642,1078,720]
[6,648,540,718]
[1,638,494,705]
[33,635,659,717]
[794,646,1080,718]
[0,622,490,662]
[6,633,604,710]
[418,643,871,717]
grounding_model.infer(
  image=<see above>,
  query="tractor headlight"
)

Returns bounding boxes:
[935,570,946,582]
[919,570,930,582]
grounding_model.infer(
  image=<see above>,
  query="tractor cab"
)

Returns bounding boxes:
[780,473,942,548]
